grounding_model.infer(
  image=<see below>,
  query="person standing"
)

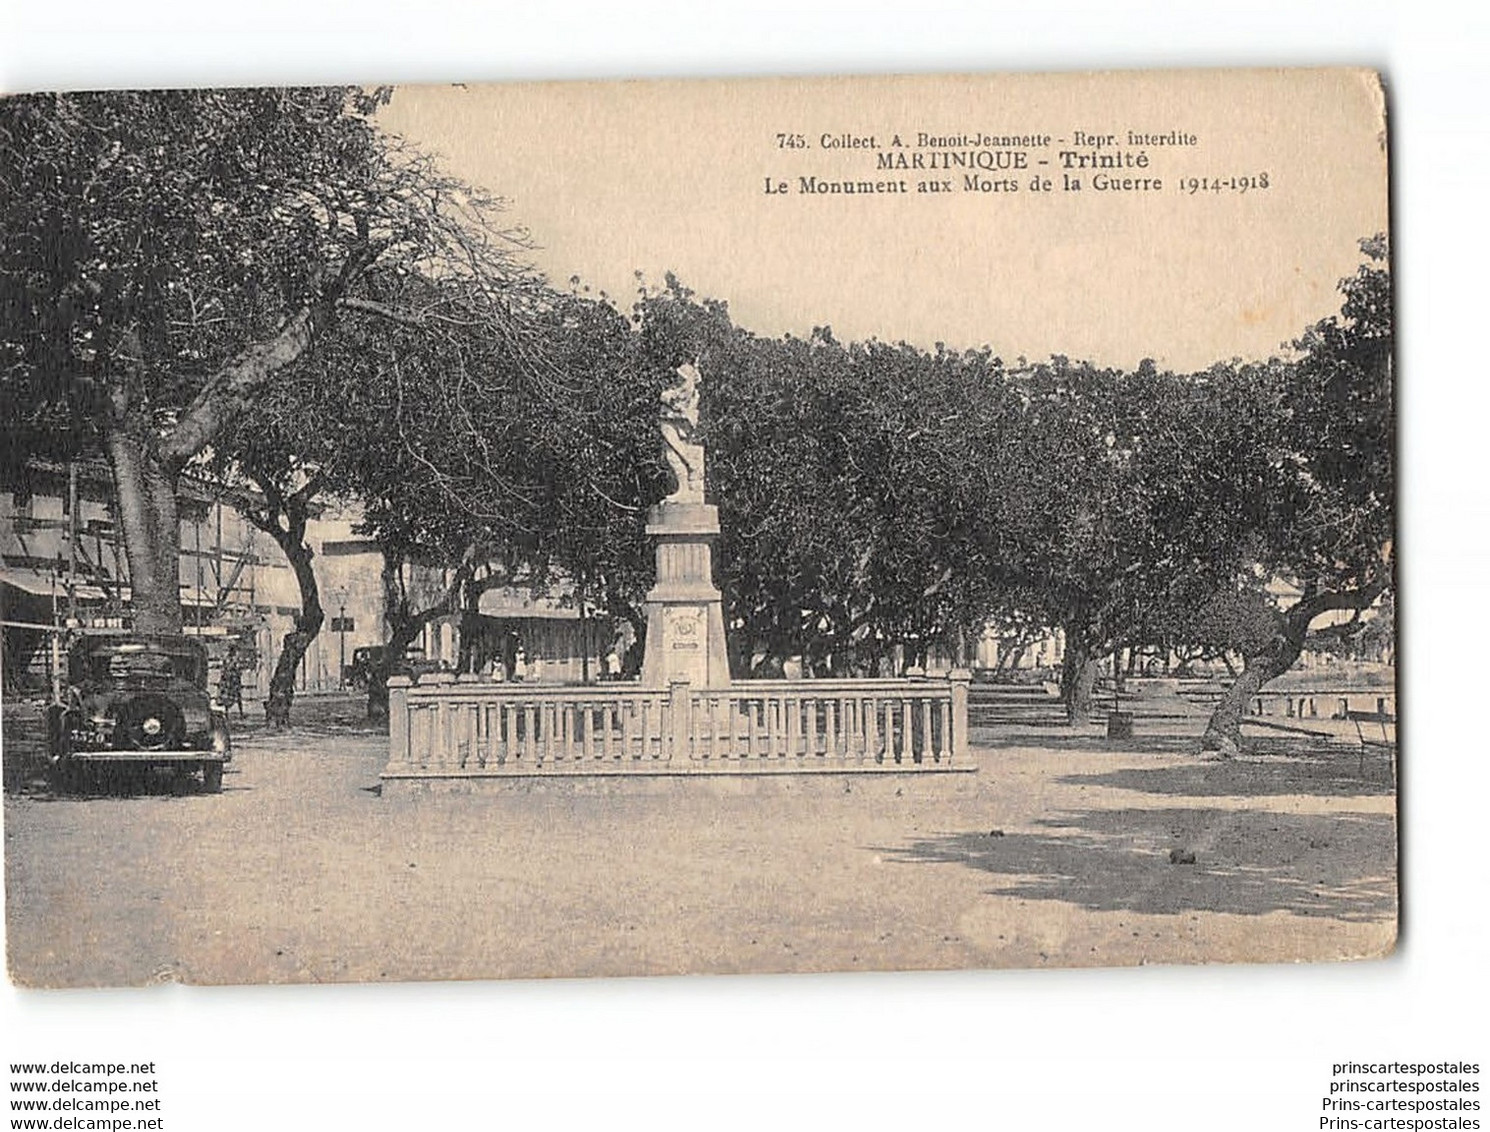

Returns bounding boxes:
[219,645,245,718]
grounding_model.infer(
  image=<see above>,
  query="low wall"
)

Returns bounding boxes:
[382,671,972,782]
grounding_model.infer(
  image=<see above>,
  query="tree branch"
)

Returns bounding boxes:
[339,296,429,328]
[158,304,321,467]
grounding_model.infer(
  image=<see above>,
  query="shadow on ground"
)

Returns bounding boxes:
[973,729,1204,755]
[882,806,1397,921]
[1055,747,1396,798]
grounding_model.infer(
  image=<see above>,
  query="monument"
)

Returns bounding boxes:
[639,362,732,689]
[382,356,968,787]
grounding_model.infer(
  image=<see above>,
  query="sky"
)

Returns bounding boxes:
[379,69,1388,372]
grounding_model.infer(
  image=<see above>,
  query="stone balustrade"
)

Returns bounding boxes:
[382,671,972,781]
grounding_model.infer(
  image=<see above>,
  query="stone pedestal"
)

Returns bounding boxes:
[640,501,731,690]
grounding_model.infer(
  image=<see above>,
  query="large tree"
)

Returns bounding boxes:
[0,87,537,635]
[1201,237,1394,751]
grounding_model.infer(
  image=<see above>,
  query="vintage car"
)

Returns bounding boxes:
[342,644,441,689]
[48,634,231,793]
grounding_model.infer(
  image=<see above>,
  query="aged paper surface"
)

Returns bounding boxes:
[2,68,1393,987]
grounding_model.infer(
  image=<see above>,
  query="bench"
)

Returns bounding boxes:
[1346,710,1396,777]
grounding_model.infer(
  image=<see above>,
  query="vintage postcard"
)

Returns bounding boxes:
[1,68,1394,987]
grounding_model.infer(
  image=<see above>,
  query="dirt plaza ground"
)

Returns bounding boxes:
[3,689,1397,987]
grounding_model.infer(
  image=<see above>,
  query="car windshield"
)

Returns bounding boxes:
[79,645,205,684]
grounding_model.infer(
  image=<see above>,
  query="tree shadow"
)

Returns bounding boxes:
[1054,745,1396,798]
[974,731,1205,755]
[881,806,1397,922]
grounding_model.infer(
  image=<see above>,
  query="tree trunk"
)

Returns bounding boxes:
[1202,580,1387,754]
[105,431,183,635]
[367,619,422,723]
[1200,641,1299,755]
[367,550,473,721]
[368,558,414,723]
[1060,622,1100,725]
[263,536,323,729]
[457,597,483,675]
[240,471,326,729]
[99,305,327,639]
[1063,652,1099,724]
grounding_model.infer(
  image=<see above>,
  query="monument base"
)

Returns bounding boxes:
[640,501,731,689]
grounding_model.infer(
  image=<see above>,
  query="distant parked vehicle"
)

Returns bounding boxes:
[343,645,441,689]
[48,634,231,794]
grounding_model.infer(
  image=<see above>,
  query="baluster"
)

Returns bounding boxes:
[421,698,439,769]
[402,700,420,768]
[939,698,952,762]
[407,701,424,769]
[523,702,537,764]
[825,697,838,761]
[480,704,494,768]
[921,697,934,764]
[433,696,451,770]
[747,700,759,761]
[563,702,577,761]
[864,696,878,763]
[602,703,614,760]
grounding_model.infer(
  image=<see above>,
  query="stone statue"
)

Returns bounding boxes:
[660,362,706,503]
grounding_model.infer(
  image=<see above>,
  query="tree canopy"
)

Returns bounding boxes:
[625,243,1391,741]
[0,86,540,632]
